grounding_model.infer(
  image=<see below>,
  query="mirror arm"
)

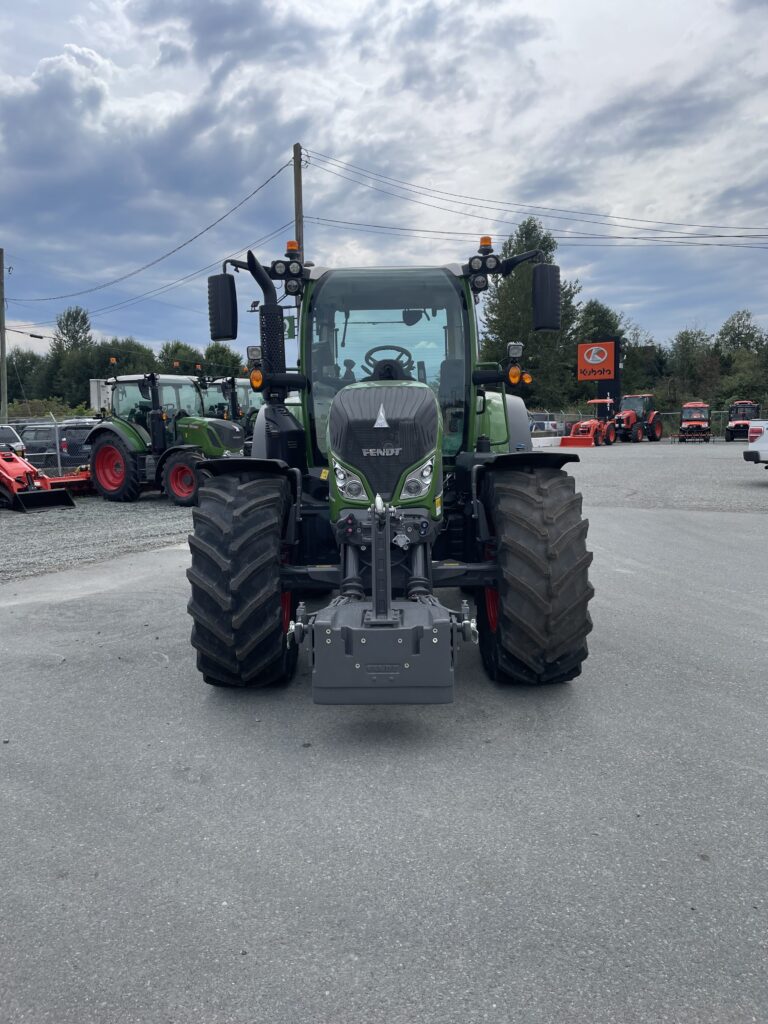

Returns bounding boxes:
[500,249,544,277]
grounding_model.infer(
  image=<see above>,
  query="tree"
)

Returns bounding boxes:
[6,347,45,404]
[53,306,93,352]
[480,217,582,409]
[92,338,157,378]
[667,328,713,403]
[204,341,244,377]
[716,310,767,356]
[157,341,205,374]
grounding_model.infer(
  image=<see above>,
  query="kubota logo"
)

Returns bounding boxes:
[583,345,608,365]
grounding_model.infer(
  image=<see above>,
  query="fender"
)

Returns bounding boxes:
[456,450,579,474]
[197,455,303,507]
[85,420,149,452]
[155,444,203,484]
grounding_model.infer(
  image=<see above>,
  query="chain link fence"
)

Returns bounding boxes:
[8,417,98,475]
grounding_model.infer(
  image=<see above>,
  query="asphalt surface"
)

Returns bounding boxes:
[1,443,767,1023]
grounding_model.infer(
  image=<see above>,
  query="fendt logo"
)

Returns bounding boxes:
[362,447,403,457]
[583,345,608,365]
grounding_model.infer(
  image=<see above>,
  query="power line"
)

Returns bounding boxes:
[11,222,294,330]
[307,214,768,251]
[9,163,292,303]
[305,148,768,235]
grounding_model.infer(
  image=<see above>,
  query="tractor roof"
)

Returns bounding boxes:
[732,399,758,405]
[587,398,614,405]
[307,264,464,281]
[107,374,197,386]
[623,393,654,398]
[682,401,709,408]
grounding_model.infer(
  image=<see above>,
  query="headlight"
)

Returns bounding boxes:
[398,458,434,500]
[332,461,367,501]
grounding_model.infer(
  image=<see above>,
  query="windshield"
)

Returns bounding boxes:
[237,382,264,414]
[306,268,469,458]
[620,396,646,416]
[682,408,709,420]
[113,379,203,423]
[730,403,759,420]
[200,383,232,418]
[0,426,20,443]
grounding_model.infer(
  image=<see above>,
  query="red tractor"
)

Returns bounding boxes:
[725,400,760,442]
[614,394,663,443]
[679,401,711,442]
[0,443,84,511]
[562,398,617,447]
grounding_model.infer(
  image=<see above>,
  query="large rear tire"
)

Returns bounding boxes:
[186,474,298,688]
[90,434,141,502]
[478,467,594,686]
[647,418,663,442]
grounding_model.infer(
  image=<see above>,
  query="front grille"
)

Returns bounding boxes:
[329,385,438,499]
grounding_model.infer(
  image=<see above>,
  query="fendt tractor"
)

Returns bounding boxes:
[679,401,711,442]
[87,374,244,506]
[725,400,761,442]
[614,394,663,443]
[198,376,265,441]
[186,238,594,704]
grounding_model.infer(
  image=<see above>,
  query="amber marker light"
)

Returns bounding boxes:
[286,240,300,252]
[250,368,264,391]
[479,235,492,248]
[522,371,533,385]
[508,366,522,385]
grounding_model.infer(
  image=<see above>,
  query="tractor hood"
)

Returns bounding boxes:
[327,382,440,501]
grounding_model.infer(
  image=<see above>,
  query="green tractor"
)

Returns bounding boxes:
[187,239,594,703]
[198,375,265,443]
[87,373,244,505]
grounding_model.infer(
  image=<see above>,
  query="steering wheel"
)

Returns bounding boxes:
[362,345,415,377]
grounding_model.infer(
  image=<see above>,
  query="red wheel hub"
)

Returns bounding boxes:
[169,463,196,499]
[94,444,125,490]
[485,587,499,632]
[281,592,292,633]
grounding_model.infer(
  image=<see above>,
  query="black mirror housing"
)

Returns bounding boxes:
[532,264,561,332]
[208,273,238,341]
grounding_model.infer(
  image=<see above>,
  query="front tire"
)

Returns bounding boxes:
[163,450,204,507]
[478,467,594,686]
[187,474,298,688]
[725,430,733,442]
[647,418,663,442]
[90,434,141,502]
[632,423,644,443]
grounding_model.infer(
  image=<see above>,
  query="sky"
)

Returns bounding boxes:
[2,0,768,360]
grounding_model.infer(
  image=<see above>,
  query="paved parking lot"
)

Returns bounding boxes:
[1,443,767,1023]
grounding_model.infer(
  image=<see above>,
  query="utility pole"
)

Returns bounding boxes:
[293,142,304,260]
[0,248,7,424]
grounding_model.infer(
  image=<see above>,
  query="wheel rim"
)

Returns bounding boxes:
[169,463,196,499]
[94,444,125,490]
[655,420,662,438]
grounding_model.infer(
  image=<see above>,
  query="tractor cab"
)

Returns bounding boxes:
[615,394,662,442]
[197,376,241,422]
[726,400,760,441]
[679,401,711,442]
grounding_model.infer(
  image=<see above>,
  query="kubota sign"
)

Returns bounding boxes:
[577,341,616,380]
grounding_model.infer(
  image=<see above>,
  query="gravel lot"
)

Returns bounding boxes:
[1,440,764,584]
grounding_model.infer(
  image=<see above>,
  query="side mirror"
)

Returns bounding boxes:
[208,273,238,341]
[402,309,423,326]
[532,264,561,332]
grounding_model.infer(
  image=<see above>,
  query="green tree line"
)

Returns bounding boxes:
[6,308,246,411]
[481,218,768,411]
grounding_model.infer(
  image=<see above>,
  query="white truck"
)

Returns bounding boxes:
[743,421,768,468]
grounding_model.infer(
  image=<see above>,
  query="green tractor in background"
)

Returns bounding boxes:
[87,373,244,506]
[198,375,265,444]
[187,238,594,703]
